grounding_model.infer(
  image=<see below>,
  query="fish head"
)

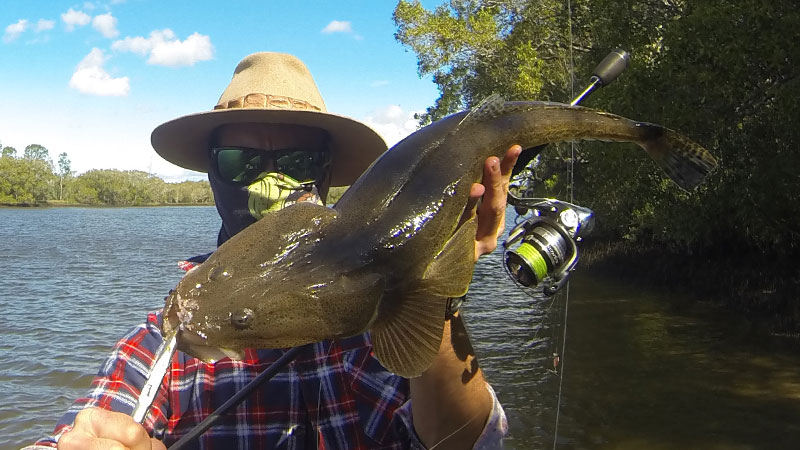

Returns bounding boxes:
[161,202,385,362]
[164,260,385,362]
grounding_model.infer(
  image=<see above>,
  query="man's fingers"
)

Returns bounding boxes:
[473,146,522,260]
[458,183,484,227]
[65,408,157,450]
[59,432,132,450]
[475,156,503,242]
[499,145,520,178]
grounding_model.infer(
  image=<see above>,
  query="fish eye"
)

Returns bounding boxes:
[231,308,254,330]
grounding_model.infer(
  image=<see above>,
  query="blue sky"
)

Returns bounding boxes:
[0,1,441,181]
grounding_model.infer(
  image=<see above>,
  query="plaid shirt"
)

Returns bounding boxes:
[28,306,506,449]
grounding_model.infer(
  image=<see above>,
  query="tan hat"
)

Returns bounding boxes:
[151,52,387,186]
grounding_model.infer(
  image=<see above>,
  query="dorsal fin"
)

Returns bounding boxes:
[457,93,506,128]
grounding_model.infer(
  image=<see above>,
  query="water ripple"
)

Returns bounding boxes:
[3,206,800,450]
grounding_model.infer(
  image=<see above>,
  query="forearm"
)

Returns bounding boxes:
[409,312,493,449]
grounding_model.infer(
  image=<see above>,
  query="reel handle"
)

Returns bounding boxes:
[513,48,631,175]
[592,49,630,86]
[570,48,630,106]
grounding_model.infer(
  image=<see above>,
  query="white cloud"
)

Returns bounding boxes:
[3,19,28,43]
[92,13,119,38]
[62,8,91,31]
[370,80,390,88]
[35,19,55,32]
[321,20,353,34]
[361,105,422,147]
[112,29,214,67]
[69,48,130,96]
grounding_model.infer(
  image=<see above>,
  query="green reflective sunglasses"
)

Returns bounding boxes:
[210,146,329,186]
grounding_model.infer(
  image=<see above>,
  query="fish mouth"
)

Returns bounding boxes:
[163,290,244,362]
[162,289,188,335]
[175,328,245,362]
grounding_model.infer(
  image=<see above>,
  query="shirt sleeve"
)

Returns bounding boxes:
[394,382,508,449]
[25,312,170,448]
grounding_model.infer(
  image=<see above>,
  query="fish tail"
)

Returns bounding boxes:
[636,123,717,191]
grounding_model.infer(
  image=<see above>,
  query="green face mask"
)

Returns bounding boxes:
[247,172,322,220]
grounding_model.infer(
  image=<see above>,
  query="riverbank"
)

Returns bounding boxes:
[579,239,800,338]
[0,200,214,208]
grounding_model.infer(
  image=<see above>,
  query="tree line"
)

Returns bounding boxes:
[0,144,213,206]
[394,0,799,259]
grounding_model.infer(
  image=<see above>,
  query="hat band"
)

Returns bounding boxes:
[215,93,323,112]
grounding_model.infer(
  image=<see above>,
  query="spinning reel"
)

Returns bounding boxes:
[503,196,594,296]
[503,49,629,295]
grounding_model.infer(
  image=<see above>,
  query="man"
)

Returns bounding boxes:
[27,52,520,449]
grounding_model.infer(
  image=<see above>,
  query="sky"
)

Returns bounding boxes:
[0,0,442,181]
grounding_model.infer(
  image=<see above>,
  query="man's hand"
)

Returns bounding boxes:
[410,145,521,449]
[467,145,522,260]
[58,408,166,450]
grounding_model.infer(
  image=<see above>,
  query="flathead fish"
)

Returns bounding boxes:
[163,95,717,377]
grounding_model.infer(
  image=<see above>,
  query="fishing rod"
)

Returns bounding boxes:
[503,49,630,295]
[168,346,303,449]
[130,328,302,449]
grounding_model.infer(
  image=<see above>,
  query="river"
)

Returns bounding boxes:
[1,206,798,449]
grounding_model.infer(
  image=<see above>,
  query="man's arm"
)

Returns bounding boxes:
[410,145,521,449]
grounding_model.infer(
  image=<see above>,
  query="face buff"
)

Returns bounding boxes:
[209,169,322,245]
[247,172,321,219]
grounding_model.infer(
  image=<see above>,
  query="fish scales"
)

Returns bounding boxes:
[163,95,717,377]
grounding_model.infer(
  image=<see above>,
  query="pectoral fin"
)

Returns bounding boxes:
[371,290,446,378]
[420,215,478,297]
[371,217,478,377]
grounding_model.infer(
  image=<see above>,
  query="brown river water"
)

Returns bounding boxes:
[1,206,799,449]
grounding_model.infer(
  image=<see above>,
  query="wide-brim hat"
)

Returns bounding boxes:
[151,52,387,186]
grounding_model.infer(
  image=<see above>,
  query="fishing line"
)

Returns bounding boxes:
[553,0,576,448]
[428,409,486,450]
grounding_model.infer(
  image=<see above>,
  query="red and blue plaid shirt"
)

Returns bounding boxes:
[28,316,506,449]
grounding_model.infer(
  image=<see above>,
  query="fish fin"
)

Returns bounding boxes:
[421,215,479,297]
[637,123,718,191]
[370,217,478,377]
[371,290,446,378]
[457,94,507,128]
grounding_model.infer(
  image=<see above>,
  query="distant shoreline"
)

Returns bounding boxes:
[0,201,215,208]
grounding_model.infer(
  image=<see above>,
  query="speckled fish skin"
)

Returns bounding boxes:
[163,95,717,377]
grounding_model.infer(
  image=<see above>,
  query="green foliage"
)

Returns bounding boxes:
[2,147,17,158]
[57,153,72,177]
[395,0,800,256]
[66,170,214,206]
[0,146,213,207]
[23,144,54,173]
[68,170,162,205]
[394,0,580,123]
[23,144,50,161]
[0,156,57,204]
[161,180,215,204]
[57,152,72,201]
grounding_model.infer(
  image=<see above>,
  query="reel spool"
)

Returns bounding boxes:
[503,199,593,296]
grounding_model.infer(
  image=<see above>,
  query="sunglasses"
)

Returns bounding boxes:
[210,146,329,186]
